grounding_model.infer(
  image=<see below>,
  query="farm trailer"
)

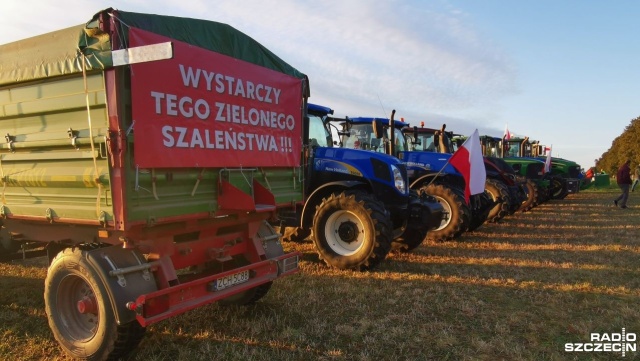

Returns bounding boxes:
[0,8,305,360]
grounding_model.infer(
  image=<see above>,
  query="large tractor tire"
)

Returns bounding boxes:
[45,247,146,361]
[312,190,392,271]
[391,224,427,253]
[518,180,539,212]
[484,179,511,223]
[417,184,468,242]
[221,221,281,305]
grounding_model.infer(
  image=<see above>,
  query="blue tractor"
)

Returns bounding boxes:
[335,116,492,242]
[275,104,444,270]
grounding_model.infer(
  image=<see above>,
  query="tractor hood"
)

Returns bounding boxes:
[398,151,459,175]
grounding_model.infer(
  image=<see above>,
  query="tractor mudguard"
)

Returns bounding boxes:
[84,246,158,325]
[300,180,369,229]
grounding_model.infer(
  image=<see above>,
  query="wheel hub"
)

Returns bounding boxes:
[77,295,98,315]
[337,221,359,243]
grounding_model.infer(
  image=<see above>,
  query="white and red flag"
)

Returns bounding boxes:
[449,129,486,204]
[544,145,552,173]
[504,124,511,141]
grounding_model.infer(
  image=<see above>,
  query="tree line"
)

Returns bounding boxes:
[596,115,640,175]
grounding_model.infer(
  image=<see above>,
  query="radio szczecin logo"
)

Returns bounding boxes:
[565,329,636,357]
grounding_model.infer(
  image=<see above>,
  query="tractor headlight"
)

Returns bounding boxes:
[391,164,407,194]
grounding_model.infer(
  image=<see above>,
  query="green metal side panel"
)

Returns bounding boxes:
[255,168,304,205]
[124,166,303,224]
[124,166,220,223]
[0,73,112,223]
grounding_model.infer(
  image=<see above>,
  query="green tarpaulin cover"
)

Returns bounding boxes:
[0,8,308,94]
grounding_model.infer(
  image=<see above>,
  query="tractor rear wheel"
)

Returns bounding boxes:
[312,190,392,271]
[418,184,468,242]
[484,179,511,222]
[45,247,145,361]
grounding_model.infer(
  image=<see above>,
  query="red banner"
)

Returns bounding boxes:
[129,28,303,168]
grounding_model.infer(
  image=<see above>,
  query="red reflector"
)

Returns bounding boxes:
[144,295,170,318]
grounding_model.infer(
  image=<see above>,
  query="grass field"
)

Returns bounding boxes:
[1,188,639,360]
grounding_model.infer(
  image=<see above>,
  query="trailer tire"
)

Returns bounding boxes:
[484,179,511,222]
[418,184,467,242]
[45,247,145,361]
[312,190,392,271]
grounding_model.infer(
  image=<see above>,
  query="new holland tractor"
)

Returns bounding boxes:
[275,103,444,269]
[336,117,492,242]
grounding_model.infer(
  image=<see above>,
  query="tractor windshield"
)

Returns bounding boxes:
[340,123,407,154]
[506,140,521,157]
[308,113,332,147]
[408,132,437,152]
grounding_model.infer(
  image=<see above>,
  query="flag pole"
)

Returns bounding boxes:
[424,157,454,189]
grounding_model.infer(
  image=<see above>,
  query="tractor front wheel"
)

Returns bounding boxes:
[312,190,392,271]
[418,184,468,242]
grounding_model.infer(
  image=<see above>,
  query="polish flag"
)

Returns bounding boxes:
[449,129,486,204]
[504,124,511,141]
[544,145,552,173]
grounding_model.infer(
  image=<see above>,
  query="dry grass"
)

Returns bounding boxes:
[2,189,640,360]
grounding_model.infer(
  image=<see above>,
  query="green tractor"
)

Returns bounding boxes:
[502,136,577,200]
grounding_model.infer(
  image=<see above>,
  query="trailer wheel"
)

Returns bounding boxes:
[484,179,511,222]
[45,248,145,361]
[391,223,426,252]
[417,184,467,242]
[221,221,281,305]
[312,190,392,271]
[518,180,538,212]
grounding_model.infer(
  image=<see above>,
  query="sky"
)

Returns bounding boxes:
[2,0,639,169]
